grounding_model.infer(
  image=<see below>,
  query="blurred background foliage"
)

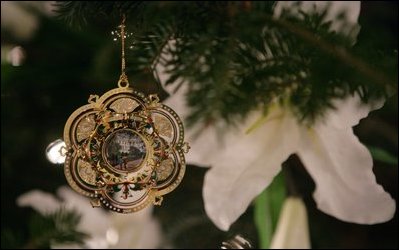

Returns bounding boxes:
[1,1,397,249]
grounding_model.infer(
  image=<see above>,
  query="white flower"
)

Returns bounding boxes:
[17,186,162,249]
[270,197,310,249]
[1,1,38,41]
[172,93,395,231]
[157,1,396,231]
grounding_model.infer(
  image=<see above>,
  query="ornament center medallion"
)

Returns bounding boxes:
[104,129,147,173]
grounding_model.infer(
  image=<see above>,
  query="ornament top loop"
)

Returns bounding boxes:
[118,73,130,88]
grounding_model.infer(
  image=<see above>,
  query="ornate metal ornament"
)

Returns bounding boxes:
[61,15,189,213]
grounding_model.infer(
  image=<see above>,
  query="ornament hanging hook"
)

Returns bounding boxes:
[118,13,130,88]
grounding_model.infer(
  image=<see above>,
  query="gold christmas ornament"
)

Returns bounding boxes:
[61,15,189,213]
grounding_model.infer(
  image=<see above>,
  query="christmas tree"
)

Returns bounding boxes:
[1,1,397,248]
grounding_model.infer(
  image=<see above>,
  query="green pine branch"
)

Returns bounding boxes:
[25,207,88,249]
[55,1,397,126]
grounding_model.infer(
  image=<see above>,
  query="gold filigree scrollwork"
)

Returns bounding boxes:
[148,94,161,108]
[110,98,139,113]
[88,94,99,104]
[77,115,96,141]
[63,86,187,213]
[153,114,173,138]
[153,196,163,206]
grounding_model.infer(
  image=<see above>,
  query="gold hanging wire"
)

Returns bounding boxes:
[118,14,129,88]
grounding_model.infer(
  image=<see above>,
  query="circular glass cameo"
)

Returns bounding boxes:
[104,129,147,172]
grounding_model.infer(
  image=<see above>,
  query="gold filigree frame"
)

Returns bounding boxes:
[63,86,189,213]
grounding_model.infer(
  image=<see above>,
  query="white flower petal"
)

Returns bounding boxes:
[297,126,395,224]
[274,1,360,42]
[203,107,302,231]
[157,59,217,167]
[114,216,161,249]
[18,187,162,249]
[56,187,111,236]
[17,190,62,215]
[162,79,264,168]
[321,94,384,130]
[161,82,220,167]
[1,2,39,41]
[184,122,234,167]
[162,83,191,120]
[109,206,162,249]
[270,197,311,249]
[156,40,182,95]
